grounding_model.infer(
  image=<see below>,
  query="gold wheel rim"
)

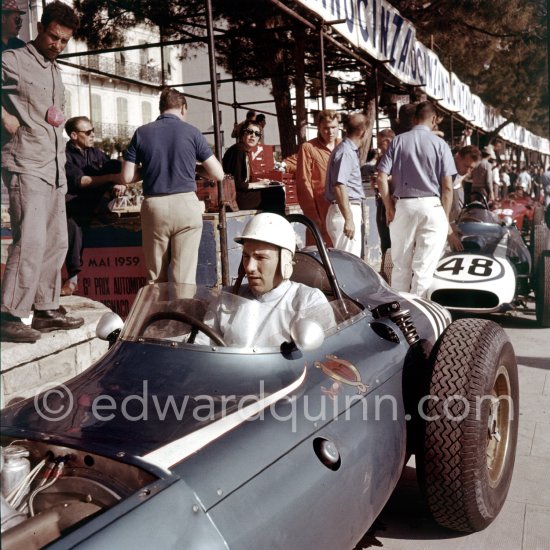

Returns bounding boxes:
[486,365,512,487]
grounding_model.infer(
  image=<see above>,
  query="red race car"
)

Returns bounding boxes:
[492,190,544,234]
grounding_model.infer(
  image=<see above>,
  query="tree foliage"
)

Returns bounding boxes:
[73,0,320,155]
[73,0,546,151]
[390,0,548,137]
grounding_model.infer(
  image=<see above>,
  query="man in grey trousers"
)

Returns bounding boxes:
[1,1,83,342]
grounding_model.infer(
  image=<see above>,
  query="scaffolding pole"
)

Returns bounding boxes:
[205,0,229,286]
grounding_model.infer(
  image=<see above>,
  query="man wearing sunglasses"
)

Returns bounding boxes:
[1,0,26,52]
[61,116,126,296]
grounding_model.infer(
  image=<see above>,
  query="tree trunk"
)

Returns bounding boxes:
[271,73,297,157]
[264,16,297,158]
[486,119,512,145]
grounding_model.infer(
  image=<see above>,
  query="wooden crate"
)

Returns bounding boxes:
[196,176,238,212]
[254,169,299,206]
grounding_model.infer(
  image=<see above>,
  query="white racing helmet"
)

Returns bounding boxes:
[234,213,296,279]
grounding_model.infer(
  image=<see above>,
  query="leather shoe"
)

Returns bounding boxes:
[32,308,85,332]
[60,280,78,296]
[1,320,41,343]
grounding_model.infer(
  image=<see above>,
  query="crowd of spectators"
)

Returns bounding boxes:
[293,100,547,298]
[465,157,547,203]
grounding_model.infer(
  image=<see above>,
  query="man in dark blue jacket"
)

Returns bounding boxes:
[62,116,126,295]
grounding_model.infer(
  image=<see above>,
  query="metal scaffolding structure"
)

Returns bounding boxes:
[53,0,547,283]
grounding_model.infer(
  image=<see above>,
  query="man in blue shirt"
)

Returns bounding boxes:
[377,101,455,297]
[324,113,368,257]
[122,88,224,285]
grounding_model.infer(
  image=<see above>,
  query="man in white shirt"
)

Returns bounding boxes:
[490,158,501,200]
[516,166,532,195]
[500,167,511,197]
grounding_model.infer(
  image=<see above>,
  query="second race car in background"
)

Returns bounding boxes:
[428,197,550,326]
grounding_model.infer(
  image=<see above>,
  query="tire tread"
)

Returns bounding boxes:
[418,318,518,532]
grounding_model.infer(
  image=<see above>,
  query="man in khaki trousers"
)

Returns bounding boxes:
[122,89,224,285]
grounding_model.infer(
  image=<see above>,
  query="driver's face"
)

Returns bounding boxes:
[242,240,282,296]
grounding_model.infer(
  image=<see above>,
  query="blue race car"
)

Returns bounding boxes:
[1,215,518,549]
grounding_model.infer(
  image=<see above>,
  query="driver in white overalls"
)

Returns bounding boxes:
[199,213,330,347]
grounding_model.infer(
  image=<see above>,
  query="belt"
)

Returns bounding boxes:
[331,200,362,205]
[393,195,439,200]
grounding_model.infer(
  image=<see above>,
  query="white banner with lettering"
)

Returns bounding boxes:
[296,0,549,155]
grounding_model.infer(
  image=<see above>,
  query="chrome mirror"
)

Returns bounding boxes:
[290,318,325,352]
[96,312,123,342]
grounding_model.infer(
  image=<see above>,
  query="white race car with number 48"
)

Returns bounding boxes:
[428,198,550,326]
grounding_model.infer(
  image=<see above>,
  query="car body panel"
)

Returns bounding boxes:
[170,317,409,511]
[326,251,451,340]
[1,244,451,549]
[51,479,229,550]
[204,371,405,549]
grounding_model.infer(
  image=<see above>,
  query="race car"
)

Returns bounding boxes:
[429,196,550,326]
[491,190,544,234]
[1,215,518,549]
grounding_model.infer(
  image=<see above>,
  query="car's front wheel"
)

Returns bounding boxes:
[530,219,548,273]
[535,250,550,327]
[416,318,519,532]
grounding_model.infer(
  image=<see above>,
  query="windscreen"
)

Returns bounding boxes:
[120,283,361,350]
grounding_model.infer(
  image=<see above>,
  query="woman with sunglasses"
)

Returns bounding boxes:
[222,121,285,214]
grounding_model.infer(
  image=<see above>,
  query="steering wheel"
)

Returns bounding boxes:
[139,311,226,346]
[465,191,490,210]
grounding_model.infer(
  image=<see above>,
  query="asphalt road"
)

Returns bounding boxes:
[354,298,550,550]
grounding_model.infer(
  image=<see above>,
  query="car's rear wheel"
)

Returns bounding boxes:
[535,251,550,327]
[417,318,518,532]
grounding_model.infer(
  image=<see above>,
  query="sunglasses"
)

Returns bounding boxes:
[77,128,95,136]
[244,129,261,137]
